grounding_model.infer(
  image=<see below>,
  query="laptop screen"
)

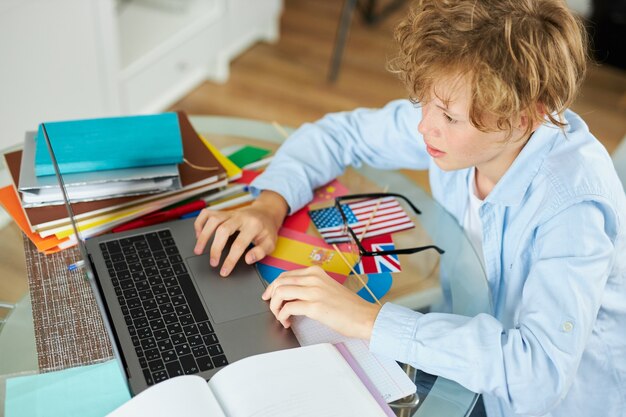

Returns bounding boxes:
[40,122,130,390]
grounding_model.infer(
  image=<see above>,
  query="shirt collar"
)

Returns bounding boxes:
[484,122,561,206]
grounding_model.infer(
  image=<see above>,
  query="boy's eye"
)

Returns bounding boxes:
[443,113,457,124]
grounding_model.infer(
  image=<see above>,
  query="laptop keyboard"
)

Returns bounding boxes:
[101,229,228,386]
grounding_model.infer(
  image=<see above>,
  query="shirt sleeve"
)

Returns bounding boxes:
[250,99,428,213]
[370,200,617,416]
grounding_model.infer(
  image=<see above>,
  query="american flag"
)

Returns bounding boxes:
[353,235,402,274]
[309,196,415,244]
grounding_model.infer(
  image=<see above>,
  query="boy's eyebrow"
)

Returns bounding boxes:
[435,104,462,118]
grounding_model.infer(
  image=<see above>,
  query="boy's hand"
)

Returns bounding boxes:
[193,190,288,276]
[262,266,382,340]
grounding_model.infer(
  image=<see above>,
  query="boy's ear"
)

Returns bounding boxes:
[517,103,545,132]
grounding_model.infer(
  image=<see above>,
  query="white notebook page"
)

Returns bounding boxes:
[291,316,417,403]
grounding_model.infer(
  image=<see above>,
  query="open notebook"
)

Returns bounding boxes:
[106,343,395,417]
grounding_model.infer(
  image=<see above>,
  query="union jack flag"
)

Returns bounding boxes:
[309,196,415,244]
[353,235,402,274]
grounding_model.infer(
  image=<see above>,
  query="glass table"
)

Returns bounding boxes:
[0,115,491,417]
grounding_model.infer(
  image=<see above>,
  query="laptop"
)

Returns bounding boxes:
[41,123,300,395]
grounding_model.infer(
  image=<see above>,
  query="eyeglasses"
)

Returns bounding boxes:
[334,193,445,266]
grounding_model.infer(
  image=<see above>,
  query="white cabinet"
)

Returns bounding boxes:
[0,0,283,149]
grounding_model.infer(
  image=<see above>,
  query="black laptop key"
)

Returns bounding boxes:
[137,327,152,340]
[212,355,228,368]
[171,332,186,346]
[106,260,114,269]
[125,253,139,263]
[207,344,223,357]
[162,349,177,363]
[126,297,141,309]
[165,246,179,256]
[177,273,209,322]
[139,289,154,301]
[172,263,187,275]
[203,333,218,346]
[145,308,161,321]
[145,348,160,361]
[156,259,170,269]
[135,280,150,292]
[134,317,149,329]
[162,237,176,247]
[167,286,182,297]
[138,357,147,369]
[153,370,168,383]
[157,340,174,352]
[163,313,178,325]
[174,305,190,316]
[198,321,214,335]
[188,335,203,348]
[117,270,131,280]
[149,361,165,376]
[111,253,125,263]
[160,268,174,278]
[184,324,199,337]
[179,314,194,327]
[106,241,122,254]
[169,254,183,264]
[160,303,175,315]
[175,343,191,356]
[157,229,172,238]
[141,337,157,351]
[152,284,167,295]
[138,248,152,259]
[192,346,208,358]
[100,243,107,252]
[143,369,154,386]
[167,323,182,335]
[123,288,138,299]
[113,261,128,272]
[141,257,156,267]
[153,250,167,260]
[145,266,159,277]
[130,307,144,320]
[131,336,140,347]
[114,287,123,297]
[166,361,184,378]
[171,295,186,307]
[196,356,214,371]
[153,329,169,342]
[124,315,133,326]
[120,279,134,290]
[179,354,199,375]
[148,275,163,286]
[150,318,165,331]
[146,232,162,248]
[120,238,134,247]
[142,299,157,311]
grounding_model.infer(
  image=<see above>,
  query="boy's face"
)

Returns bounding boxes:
[417,77,528,175]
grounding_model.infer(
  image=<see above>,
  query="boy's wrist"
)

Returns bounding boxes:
[253,190,289,228]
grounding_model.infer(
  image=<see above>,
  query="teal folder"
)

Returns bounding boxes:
[34,113,184,177]
[5,360,131,417]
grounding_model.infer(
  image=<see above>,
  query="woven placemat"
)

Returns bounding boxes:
[23,236,113,372]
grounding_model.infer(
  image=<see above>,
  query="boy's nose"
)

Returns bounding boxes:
[418,106,439,137]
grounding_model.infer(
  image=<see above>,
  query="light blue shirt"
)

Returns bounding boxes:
[251,100,626,417]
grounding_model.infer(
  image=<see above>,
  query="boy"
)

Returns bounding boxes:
[194,1,626,416]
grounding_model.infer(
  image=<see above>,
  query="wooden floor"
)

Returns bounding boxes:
[1,0,625,305]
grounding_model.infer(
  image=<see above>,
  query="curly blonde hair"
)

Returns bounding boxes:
[389,0,589,136]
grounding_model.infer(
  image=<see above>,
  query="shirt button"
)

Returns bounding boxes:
[562,321,574,332]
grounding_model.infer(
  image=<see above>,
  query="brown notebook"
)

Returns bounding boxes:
[4,112,226,230]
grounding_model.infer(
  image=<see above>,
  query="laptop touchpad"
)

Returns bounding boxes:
[186,255,269,324]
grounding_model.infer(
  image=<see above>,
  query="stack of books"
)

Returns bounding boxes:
[0,112,247,254]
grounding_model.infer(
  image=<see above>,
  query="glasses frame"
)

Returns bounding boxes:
[334,192,445,257]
